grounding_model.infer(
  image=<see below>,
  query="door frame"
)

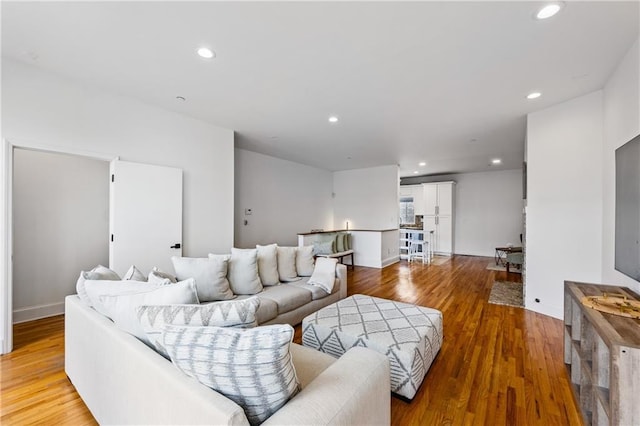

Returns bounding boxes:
[1,138,117,354]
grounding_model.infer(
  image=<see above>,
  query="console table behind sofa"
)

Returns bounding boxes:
[298,229,399,269]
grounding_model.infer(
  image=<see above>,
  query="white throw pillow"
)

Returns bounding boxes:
[172,256,235,302]
[123,265,147,282]
[308,257,338,293]
[256,244,279,286]
[296,246,315,277]
[76,265,121,305]
[99,278,199,343]
[137,297,260,357]
[163,324,300,425]
[225,248,263,295]
[148,267,177,284]
[277,246,300,282]
[84,280,160,316]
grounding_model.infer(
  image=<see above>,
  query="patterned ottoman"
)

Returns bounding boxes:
[302,294,443,400]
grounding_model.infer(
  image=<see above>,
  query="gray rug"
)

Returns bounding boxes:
[486,262,521,274]
[488,281,524,308]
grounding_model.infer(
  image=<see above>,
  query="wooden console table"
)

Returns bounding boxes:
[564,281,640,425]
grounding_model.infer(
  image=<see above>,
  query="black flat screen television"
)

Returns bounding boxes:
[615,133,640,282]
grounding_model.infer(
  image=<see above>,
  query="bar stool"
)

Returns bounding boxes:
[408,239,428,264]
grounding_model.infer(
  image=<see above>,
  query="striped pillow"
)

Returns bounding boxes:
[163,324,300,425]
[137,297,260,357]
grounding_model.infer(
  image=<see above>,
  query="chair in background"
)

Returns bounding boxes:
[506,252,524,273]
[408,236,429,264]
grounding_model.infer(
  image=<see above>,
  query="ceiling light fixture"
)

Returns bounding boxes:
[328,116,339,123]
[535,3,562,20]
[197,47,215,59]
[527,92,542,99]
[491,158,502,165]
[413,171,419,174]
[419,162,426,167]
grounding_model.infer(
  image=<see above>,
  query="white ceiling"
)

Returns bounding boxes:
[2,1,638,177]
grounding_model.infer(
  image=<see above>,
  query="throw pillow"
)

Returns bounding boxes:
[336,233,346,252]
[308,257,338,294]
[277,246,300,282]
[226,248,263,294]
[345,233,352,250]
[295,245,315,277]
[163,324,300,426]
[84,279,160,316]
[256,244,279,286]
[148,267,177,284]
[136,297,260,357]
[76,265,121,305]
[123,265,147,282]
[172,256,235,302]
[99,278,199,343]
[312,240,334,255]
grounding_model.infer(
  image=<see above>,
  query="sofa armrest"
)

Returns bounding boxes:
[336,263,348,299]
[263,347,390,425]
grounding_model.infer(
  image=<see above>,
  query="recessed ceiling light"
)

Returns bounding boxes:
[527,92,542,99]
[491,158,502,165]
[536,3,562,20]
[413,171,419,174]
[419,162,426,167]
[328,116,339,123]
[197,47,215,59]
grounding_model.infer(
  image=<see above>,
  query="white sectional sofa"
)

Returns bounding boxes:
[65,263,392,425]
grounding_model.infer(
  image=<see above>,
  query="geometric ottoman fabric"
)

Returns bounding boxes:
[302,294,443,399]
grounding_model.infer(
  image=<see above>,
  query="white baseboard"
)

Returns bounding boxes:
[382,255,400,268]
[13,302,65,324]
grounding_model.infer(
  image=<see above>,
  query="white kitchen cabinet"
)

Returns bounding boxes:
[399,185,425,216]
[423,182,455,255]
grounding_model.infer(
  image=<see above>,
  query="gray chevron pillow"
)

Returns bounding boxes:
[136,297,260,357]
[162,324,300,425]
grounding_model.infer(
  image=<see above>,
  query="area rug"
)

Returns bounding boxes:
[488,281,524,308]
[486,262,521,274]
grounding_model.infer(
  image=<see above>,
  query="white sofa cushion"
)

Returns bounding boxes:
[76,265,121,305]
[172,256,235,302]
[296,246,315,277]
[226,248,263,295]
[277,247,299,282]
[137,297,260,357]
[256,244,279,286]
[123,265,147,281]
[148,267,177,284]
[163,324,300,426]
[99,279,199,343]
[84,280,161,316]
[308,257,338,294]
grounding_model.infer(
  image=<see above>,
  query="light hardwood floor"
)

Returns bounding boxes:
[0,255,583,425]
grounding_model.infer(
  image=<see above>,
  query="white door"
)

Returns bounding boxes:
[437,183,453,216]
[423,184,438,216]
[109,160,183,277]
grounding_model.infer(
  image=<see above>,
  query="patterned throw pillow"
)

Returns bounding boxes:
[136,297,260,357]
[163,324,300,425]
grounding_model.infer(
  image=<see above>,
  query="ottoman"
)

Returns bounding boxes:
[302,294,443,400]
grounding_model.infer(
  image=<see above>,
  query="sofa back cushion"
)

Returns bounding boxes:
[295,246,315,277]
[137,297,260,357]
[277,246,299,282]
[84,280,162,316]
[225,249,263,295]
[163,324,300,425]
[256,244,279,286]
[172,256,235,302]
[99,279,199,343]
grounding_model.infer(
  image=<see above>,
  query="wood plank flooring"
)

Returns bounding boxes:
[1,255,582,425]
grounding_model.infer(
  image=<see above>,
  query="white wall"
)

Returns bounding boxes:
[602,38,640,293]
[12,149,109,322]
[403,170,523,257]
[234,149,334,248]
[1,58,234,350]
[2,59,235,256]
[526,91,604,319]
[333,165,399,230]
